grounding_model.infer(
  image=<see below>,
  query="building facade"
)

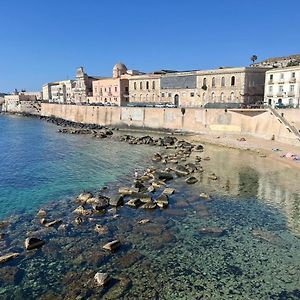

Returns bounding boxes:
[91,63,130,106]
[264,66,300,108]
[127,67,267,107]
[42,80,75,103]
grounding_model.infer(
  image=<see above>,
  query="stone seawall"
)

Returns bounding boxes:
[2,100,41,115]
[41,104,300,146]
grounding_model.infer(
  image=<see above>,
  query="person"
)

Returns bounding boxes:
[134,169,138,178]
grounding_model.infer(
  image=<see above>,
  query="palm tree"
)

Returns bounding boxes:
[251,55,258,64]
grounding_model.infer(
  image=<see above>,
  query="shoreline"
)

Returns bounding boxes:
[2,111,300,170]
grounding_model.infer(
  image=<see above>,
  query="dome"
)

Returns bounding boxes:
[112,62,127,78]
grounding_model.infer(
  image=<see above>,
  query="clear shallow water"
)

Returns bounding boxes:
[0,115,154,218]
[0,115,300,299]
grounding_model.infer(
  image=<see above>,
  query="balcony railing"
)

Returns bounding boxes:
[288,91,295,97]
[266,93,273,97]
[278,79,285,84]
[268,80,274,84]
[276,92,284,97]
[289,77,296,83]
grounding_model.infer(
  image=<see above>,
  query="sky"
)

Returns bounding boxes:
[0,0,299,92]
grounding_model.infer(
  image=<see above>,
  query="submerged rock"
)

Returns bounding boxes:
[0,252,20,264]
[155,194,169,208]
[109,195,124,207]
[118,187,139,195]
[175,165,190,177]
[94,272,110,286]
[126,198,142,208]
[95,225,109,235]
[162,187,175,195]
[199,192,210,200]
[25,237,45,250]
[252,229,279,244]
[157,171,173,181]
[103,240,121,251]
[185,176,198,184]
[141,202,157,209]
[198,227,226,237]
[137,219,150,225]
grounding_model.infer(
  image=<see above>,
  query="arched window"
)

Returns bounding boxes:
[203,78,207,86]
[145,94,149,101]
[152,81,155,89]
[140,82,143,90]
[146,81,149,90]
[202,92,206,101]
[221,92,224,102]
[212,92,215,102]
[134,82,137,90]
[140,94,143,101]
[231,76,235,86]
[212,77,216,87]
[221,77,225,87]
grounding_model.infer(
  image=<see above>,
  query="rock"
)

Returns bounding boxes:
[238,137,246,142]
[252,229,279,243]
[90,197,110,210]
[139,194,153,203]
[102,276,131,299]
[137,219,150,225]
[155,194,169,208]
[103,240,121,251]
[185,163,197,173]
[157,171,173,181]
[25,237,45,250]
[152,182,162,189]
[95,225,109,235]
[175,165,190,176]
[77,192,93,204]
[126,198,142,208]
[198,227,226,237]
[185,176,198,184]
[75,216,83,225]
[109,195,124,207]
[208,173,218,180]
[147,185,156,193]
[162,188,175,195]
[194,144,204,152]
[152,153,162,162]
[44,219,62,228]
[94,272,110,286]
[199,193,210,200]
[203,157,211,161]
[73,205,92,216]
[141,202,157,209]
[0,252,20,264]
[118,187,139,195]
[37,209,47,218]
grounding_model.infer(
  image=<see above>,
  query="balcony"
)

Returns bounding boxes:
[268,80,274,84]
[276,92,284,97]
[278,79,285,84]
[266,93,273,97]
[288,91,295,97]
[289,77,296,83]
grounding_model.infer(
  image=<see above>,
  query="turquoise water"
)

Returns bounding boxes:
[0,115,153,218]
[1,115,300,299]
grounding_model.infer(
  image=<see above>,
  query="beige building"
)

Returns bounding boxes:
[42,80,75,103]
[91,63,130,106]
[127,67,268,107]
[264,66,300,108]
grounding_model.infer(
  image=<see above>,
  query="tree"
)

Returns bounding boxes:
[251,55,258,64]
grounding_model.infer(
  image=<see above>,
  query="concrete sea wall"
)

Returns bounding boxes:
[40,104,300,146]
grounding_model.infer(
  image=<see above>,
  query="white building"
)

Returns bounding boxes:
[264,66,300,108]
[42,80,75,103]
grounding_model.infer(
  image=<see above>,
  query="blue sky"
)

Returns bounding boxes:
[0,0,299,92]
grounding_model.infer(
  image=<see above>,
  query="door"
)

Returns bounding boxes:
[174,94,179,107]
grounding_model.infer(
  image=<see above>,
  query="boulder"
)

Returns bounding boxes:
[137,219,150,225]
[147,185,156,193]
[0,253,20,264]
[162,188,175,195]
[90,197,109,210]
[126,198,142,208]
[199,193,210,200]
[94,272,110,286]
[175,165,190,177]
[118,187,139,196]
[141,202,157,209]
[95,225,108,235]
[103,240,121,251]
[155,194,169,208]
[37,209,47,218]
[157,171,173,181]
[208,174,218,180]
[24,237,45,250]
[185,176,198,184]
[77,192,93,204]
[44,219,62,228]
[109,195,124,207]
[75,216,83,225]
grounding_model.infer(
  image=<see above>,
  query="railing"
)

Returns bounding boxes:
[276,92,284,97]
[288,92,295,97]
[269,106,300,141]
[268,80,274,84]
[289,78,296,83]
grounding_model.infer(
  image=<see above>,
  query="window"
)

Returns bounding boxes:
[152,81,155,89]
[221,92,224,101]
[291,72,296,78]
[221,77,225,86]
[269,86,273,93]
[211,92,215,101]
[270,74,273,80]
[140,82,143,90]
[100,88,102,94]
[104,88,106,92]
[190,92,194,97]
[279,85,284,92]
[109,87,111,93]
[146,81,149,90]
[125,87,129,92]
[95,87,98,93]
[161,93,165,97]
[212,77,216,87]
[203,78,207,86]
[168,93,171,97]
[202,92,206,101]
[134,82,137,90]
[230,92,235,101]
[280,73,284,79]
[290,85,295,92]
[231,76,235,86]
[115,87,117,92]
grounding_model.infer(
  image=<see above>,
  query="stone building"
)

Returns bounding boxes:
[127,67,268,107]
[264,66,300,108]
[91,63,130,106]
[42,80,75,103]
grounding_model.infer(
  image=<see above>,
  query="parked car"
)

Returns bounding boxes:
[275,103,286,109]
[165,103,177,108]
